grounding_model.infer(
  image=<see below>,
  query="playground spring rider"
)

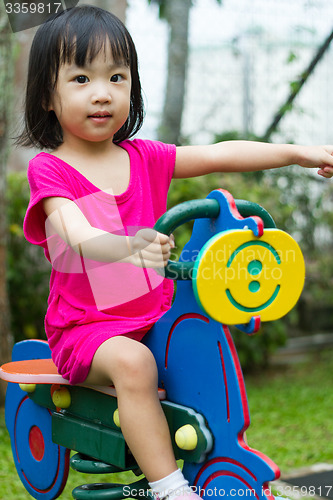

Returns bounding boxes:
[0,189,305,499]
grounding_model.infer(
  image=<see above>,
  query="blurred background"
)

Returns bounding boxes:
[1,0,333,390]
[0,2,332,496]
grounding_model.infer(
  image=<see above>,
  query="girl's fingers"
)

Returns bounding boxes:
[132,229,175,268]
[318,166,333,178]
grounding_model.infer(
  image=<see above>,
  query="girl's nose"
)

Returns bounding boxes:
[91,83,112,104]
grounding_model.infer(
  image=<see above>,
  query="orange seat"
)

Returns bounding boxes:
[0,358,166,400]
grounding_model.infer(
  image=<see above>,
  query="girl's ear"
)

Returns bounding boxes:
[43,98,54,112]
[43,89,56,112]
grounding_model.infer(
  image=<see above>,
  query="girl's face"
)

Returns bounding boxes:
[48,42,132,149]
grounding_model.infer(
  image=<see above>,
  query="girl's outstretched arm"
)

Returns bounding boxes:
[174,141,333,179]
[43,197,173,268]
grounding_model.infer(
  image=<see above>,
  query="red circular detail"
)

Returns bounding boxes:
[29,426,45,461]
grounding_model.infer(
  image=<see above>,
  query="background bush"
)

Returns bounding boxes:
[7,172,49,342]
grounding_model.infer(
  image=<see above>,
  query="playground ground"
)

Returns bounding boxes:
[0,348,332,499]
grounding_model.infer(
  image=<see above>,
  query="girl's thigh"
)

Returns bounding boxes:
[83,335,157,387]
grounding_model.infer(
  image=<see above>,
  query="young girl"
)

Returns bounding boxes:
[20,5,333,500]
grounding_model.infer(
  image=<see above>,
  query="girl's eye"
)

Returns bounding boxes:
[75,75,89,84]
[110,74,123,83]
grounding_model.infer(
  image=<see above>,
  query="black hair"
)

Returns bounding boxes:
[17,5,144,149]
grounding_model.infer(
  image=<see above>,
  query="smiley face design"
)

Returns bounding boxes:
[192,229,305,325]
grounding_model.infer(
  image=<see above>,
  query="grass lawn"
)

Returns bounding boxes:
[244,349,333,473]
[0,349,332,499]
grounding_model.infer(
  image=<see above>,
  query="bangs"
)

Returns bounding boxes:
[59,23,131,68]
[51,6,132,84]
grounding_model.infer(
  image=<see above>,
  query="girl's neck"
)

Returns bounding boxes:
[52,136,119,162]
[49,137,131,195]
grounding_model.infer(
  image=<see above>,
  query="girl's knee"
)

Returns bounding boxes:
[112,341,158,392]
[86,337,157,388]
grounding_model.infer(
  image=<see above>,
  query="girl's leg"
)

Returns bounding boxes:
[84,336,178,482]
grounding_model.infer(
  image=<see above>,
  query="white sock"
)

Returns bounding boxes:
[149,468,192,499]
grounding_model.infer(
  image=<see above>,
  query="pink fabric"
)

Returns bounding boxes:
[24,139,176,384]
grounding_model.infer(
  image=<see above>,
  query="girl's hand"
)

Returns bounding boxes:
[129,228,175,269]
[298,145,333,178]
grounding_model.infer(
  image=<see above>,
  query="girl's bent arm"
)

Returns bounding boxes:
[43,197,173,267]
[44,197,132,263]
[173,142,333,179]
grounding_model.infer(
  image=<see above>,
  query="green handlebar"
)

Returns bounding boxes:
[234,200,276,229]
[154,198,276,280]
[154,199,220,235]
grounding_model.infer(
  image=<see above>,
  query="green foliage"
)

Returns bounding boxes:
[7,172,49,342]
[286,50,298,64]
[289,80,302,94]
[265,168,333,325]
[230,321,288,371]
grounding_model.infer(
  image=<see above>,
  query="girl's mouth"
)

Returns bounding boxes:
[88,113,112,123]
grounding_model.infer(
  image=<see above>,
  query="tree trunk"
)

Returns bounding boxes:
[158,0,192,145]
[93,0,127,23]
[0,4,14,405]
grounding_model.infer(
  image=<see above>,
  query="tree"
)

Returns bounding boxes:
[92,0,127,23]
[0,3,14,404]
[149,0,222,145]
[153,0,192,145]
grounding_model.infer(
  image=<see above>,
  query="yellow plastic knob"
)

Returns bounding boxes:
[113,409,121,428]
[19,383,36,393]
[175,424,198,451]
[52,387,71,409]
